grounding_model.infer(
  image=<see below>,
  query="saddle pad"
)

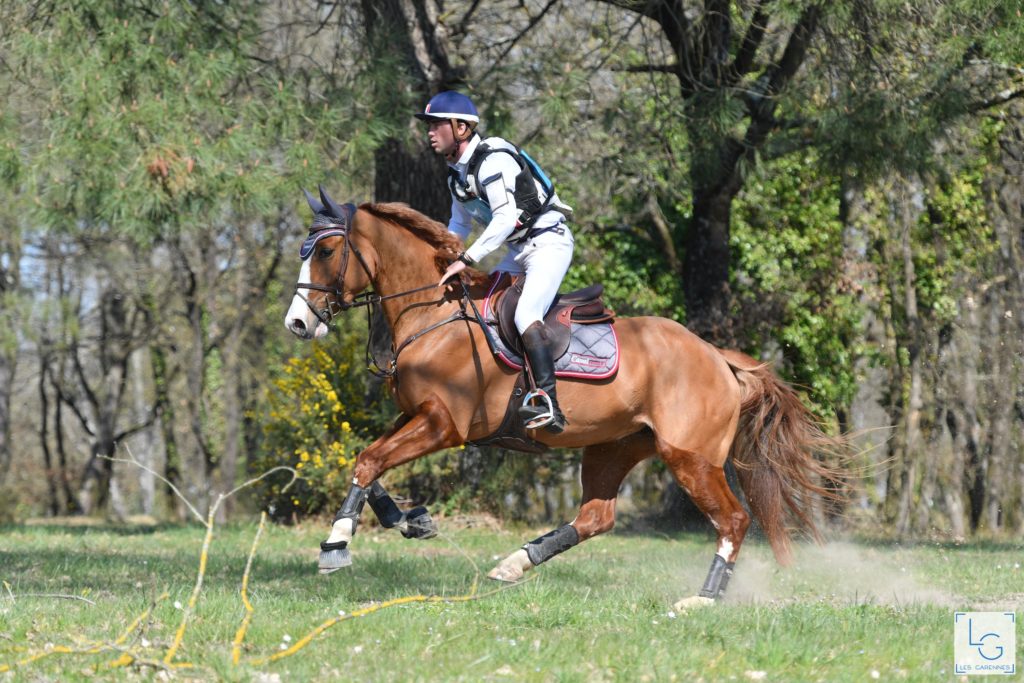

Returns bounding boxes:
[490,320,619,378]
[482,277,619,379]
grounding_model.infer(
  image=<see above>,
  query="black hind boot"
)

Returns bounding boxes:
[518,321,567,434]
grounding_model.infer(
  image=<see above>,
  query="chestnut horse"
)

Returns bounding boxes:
[284,189,845,608]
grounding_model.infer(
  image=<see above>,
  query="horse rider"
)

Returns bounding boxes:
[418,90,575,433]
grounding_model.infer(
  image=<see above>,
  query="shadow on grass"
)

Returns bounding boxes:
[1,522,177,536]
[0,543,492,604]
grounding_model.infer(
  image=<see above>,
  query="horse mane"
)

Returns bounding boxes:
[358,202,492,286]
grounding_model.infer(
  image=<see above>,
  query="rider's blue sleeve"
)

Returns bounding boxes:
[447,197,473,242]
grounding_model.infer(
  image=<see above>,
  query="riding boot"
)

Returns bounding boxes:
[518,321,567,434]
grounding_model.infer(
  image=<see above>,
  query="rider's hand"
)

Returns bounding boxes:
[438,259,467,288]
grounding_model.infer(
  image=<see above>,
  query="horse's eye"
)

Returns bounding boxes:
[317,247,334,259]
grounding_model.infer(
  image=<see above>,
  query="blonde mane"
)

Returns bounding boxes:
[359,202,491,285]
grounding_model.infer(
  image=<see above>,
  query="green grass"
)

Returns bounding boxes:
[0,519,1020,681]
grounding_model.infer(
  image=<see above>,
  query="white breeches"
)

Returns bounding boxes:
[492,249,525,276]
[512,226,575,334]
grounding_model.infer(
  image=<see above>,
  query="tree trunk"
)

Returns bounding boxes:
[217,316,245,522]
[373,138,451,222]
[982,298,1013,533]
[131,348,156,517]
[360,0,461,221]
[54,385,79,514]
[896,210,923,537]
[151,344,186,520]
[684,180,739,345]
[937,315,969,540]
[38,356,61,515]
[0,228,20,486]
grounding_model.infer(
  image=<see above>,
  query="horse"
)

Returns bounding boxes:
[284,187,847,609]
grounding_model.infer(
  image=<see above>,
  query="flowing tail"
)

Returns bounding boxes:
[719,349,849,565]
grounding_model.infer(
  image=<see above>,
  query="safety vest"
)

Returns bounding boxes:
[447,138,569,244]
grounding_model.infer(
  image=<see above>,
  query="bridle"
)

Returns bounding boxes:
[294,211,485,378]
[294,220,379,326]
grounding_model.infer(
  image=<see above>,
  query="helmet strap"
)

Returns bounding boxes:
[451,119,475,142]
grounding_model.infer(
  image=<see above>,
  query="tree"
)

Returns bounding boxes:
[5,0,348,514]
[590,0,1023,343]
[0,167,20,487]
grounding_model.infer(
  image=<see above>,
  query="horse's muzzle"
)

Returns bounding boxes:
[286,316,327,340]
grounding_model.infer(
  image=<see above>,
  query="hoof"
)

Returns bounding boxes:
[672,595,715,612]
[400,507,438,540]
[487,549,531,583]
[487,564,524,583]
[318,547,352,574]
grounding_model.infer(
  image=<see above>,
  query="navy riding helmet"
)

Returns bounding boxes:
[414,91,479,124]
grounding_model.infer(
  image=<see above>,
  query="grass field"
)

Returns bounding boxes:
[0,516,1020,681]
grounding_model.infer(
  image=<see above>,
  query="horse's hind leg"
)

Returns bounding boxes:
[488,431,653,582]
[366,481,438,539]
[659,443,750,607]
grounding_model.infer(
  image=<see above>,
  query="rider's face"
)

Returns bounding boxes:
[427,120,454,155]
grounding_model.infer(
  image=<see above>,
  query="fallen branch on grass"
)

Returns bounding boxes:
[4,593,97,606]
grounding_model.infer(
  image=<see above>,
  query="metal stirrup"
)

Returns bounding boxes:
[521,389,556,430]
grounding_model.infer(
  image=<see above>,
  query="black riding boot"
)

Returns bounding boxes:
[518,321,567,434]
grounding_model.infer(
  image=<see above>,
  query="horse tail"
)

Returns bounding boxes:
[718,349,849,566]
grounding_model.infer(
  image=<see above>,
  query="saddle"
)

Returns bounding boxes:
[491,276,615,356]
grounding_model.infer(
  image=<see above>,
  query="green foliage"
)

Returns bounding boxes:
[565,227,685,320]
[808,0,1024,178]
[857,125,997,346]
[732,152,862,414]
[254,330,383,520]
[912,148,996,324]
[0,118,18,184]
[9,0,347,241]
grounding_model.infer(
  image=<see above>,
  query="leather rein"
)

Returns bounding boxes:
[294,221,478,379]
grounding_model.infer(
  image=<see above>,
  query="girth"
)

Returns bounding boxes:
[491,275,614,356]
[467,373,548,454]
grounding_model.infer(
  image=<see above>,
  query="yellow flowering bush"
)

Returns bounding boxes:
[256,333,389,519]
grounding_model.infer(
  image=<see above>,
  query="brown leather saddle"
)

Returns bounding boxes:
[491,276,614,356]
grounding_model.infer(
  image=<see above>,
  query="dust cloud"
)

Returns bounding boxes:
[726,541,956,606]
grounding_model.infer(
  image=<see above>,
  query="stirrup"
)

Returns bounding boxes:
[520,389,556,430]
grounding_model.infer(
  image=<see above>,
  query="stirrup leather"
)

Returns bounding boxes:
[519,388,556,430]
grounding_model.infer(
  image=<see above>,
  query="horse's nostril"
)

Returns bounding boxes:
[291,318,307,332]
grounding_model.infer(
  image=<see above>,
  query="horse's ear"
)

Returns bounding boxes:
[318,184,346,219]
[303,188,325,215]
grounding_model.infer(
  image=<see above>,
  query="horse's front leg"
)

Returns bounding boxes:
[319,396,461,574]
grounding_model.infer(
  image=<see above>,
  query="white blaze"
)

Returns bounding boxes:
[285,259,329,339]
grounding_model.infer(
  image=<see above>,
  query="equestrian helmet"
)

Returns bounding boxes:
[414,91,479,124]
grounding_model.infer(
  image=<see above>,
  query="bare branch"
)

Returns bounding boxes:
[452,0,483,37]
[103,447,204,525]
[479,0,561,82]
[646,193,681,273]
[7,593,97,606]
[968,87,1024,114]
[728,0,771,83]
[614,63,679,74]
